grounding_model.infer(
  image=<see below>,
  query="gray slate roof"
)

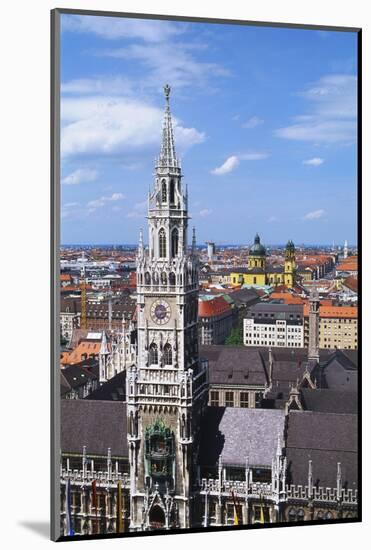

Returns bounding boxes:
[301,388,358,414]
[85,371,126,401]
[62,364,98,390]
[286,410,357,489]
[199,407,285,467]
[61,400,128,457]
[201,346,268,386]
[313,350,358,391]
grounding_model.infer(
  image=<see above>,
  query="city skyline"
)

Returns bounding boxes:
[60,14,358,246]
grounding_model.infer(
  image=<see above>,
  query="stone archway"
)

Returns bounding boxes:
[149,505,166,530]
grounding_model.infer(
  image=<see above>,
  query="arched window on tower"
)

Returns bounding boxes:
[163,343,172,365]
[149,343,158,365]
[169,272,176,286]
[161,272,167,286]
[170,179,175,204]
[161,179,167,203]
[171,228,179,258]
[159,228,166,258]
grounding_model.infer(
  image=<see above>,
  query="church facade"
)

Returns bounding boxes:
[230,235,296,288]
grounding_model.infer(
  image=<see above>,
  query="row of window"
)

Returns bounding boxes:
[246,326,302,333]
[160,178,177,204]
[148,343,172,365]
[210,390,263,407]
[245,340,302,347]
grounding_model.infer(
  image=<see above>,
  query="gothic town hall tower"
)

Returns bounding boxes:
[127,85,208,531]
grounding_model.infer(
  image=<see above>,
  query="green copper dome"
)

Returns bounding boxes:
[286,239,295,250]
[249,233,266,256]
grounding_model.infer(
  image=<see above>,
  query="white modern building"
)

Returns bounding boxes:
[243,303,304,348]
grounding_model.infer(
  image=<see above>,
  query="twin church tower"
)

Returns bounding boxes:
[126,85,208,530]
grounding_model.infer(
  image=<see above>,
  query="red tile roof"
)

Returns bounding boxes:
[343,276,358,293]
[304,304,358,319]
[198,296,232,318]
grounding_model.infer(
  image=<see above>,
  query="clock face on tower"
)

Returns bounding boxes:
[150,299,171,325]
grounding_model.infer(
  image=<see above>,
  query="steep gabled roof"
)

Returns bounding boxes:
[199,407,285,467]
[61,400,128,457]
[286,410,357,489]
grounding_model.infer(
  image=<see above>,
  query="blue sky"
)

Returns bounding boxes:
[60,15,358,246]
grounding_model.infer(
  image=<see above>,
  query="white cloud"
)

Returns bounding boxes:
[240,152,269,161]
[87,192,125,210]
[62,15,182,43]
[242,116,264,129]
[268,216,279,222]
[61,95,205,158]
[303,209,326,220]
[62,76,134,96]
[199,208,212,217]
[275,74,356,144]
[211,151,269,175]
[61,202,80,220]
[100,42,230,91]
[211,156,239,175]
[62,168,98,185]
[303,157,325,166]
[127,200,147,219]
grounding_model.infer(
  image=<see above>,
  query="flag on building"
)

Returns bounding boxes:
[259,496,265,524]
[65,479,74,536]
[231,491,239,525]
[116,480,123,533]
[92,480,97,534]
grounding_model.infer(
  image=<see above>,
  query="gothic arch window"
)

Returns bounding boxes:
[297,509,305,521]
[145,272,151,285]
[171,228,179,257]
[161,179,167,203]
[149,505,166,529]
[163,343,172,365]
[169,179,175,204]
[169,272,176,286]
[161,272,167,285]
[153,271,159,285]
[159,228,166,258]
[149,343,158,365]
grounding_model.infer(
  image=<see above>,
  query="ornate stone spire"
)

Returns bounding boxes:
[100,331,109,355]
[138,227,144,259]
[156,84,179,170]
[308,287,320,364]
[192,226,196,253]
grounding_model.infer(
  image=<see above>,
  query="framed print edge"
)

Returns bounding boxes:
[51,8,361,541]
[51,7,61,542]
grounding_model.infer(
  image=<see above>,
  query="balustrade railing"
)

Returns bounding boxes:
[61,469,130,488]
[200,478,358,504]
